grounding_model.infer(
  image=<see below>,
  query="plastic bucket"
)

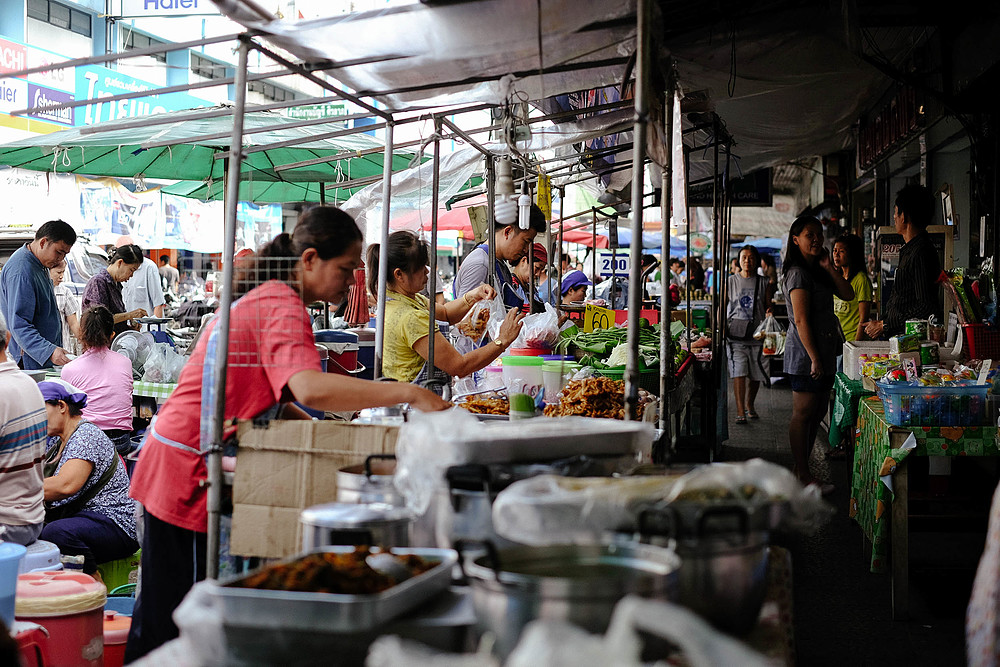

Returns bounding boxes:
[15,571,106,667]
[692,309,708,331]
[1,542,27,627]
[103,611,131,667]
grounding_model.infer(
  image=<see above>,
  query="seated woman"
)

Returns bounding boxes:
[61,306,135,455]
[369,230,524,385]
[37,380,138,577]
[81,243,148,335]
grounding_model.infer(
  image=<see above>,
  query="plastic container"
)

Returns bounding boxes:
[15,571,106,667]
[314,330,360,375]
[95,551,140,593]
[502,357,544,419]
[508,347,546,356]
[843,341,890,380]
[692,309,709,330]
[482,365,504,390]
[539,355,574,362]
[1,542,26,628]
[18,540,62,574]
[103,611,131,667]
[542,360,580,403]
[876,382,990,427]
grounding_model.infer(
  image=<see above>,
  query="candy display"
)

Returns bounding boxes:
[876,363,991,427]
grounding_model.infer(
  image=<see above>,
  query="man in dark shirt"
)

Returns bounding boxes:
[865,184,943,339]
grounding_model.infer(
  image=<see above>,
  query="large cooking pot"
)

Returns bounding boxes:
[461,541,680,659]
[336,454,401,505]
[299,502,414,550]
[636,503,770,634]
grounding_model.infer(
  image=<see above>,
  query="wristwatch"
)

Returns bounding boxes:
[493,338,504,348]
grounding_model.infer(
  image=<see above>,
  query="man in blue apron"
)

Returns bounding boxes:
[452,203,546,353]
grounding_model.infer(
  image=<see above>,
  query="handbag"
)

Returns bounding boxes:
[726,276,760,341]
[44,451,119,523]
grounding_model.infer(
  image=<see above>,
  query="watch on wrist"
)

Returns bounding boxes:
[493,338,504,348]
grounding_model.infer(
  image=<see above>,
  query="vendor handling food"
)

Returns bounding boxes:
[124,207,450,661]
[368,231,524,386]
[452,202,546,353]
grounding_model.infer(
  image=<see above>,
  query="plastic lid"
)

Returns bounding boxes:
[15,571,106,617]
[104,610,132,644]
[501,356,544,366]
[299,502,414,528]
[543,361,575,370]
[484,365,503,373]
[314,330,359,343]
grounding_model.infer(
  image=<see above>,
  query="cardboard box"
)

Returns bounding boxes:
[230,419,399,558]
[843,341,890,380]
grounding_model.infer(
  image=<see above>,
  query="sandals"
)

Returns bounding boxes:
[747,409,760,420]
[735,414,748,424]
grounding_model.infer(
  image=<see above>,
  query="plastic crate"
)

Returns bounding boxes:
[96,550,141,591]
[962,324,1000,360]
[875,382,990,427]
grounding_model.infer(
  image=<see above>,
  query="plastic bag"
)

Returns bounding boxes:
[367,635,499,667]
[512,303,560,350]
[484,295,511,343]
[141,343,186,383]
[455,298,492,345]
[505,597,772,667]
[753,313,784,340]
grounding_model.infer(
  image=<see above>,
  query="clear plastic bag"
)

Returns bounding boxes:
[141,343,186,383]
[753,313,784,340]
[455,297,493,345]
[512,304,561,350]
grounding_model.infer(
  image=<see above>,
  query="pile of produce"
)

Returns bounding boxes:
[557,320,688,371]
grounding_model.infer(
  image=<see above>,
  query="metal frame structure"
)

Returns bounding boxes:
[0,4,737,574]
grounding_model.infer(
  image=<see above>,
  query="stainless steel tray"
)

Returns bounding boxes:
[213,546,458,634]
[452,416,651,463]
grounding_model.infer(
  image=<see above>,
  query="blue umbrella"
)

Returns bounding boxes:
[601,229,690,253]
[732,237,783,251]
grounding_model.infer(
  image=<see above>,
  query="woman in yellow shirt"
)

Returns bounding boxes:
[832,233,874,342]
[368,231,524,385]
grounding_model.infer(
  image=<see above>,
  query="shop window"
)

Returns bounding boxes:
[123,30,167,63]
[191,54,226,81]
[248,80,296,102]
[27,0,92,37]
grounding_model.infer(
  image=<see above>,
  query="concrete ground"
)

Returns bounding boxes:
[718,378,978,666]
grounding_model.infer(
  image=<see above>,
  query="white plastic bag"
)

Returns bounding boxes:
[753,313,784,340]
[512,303,560,350]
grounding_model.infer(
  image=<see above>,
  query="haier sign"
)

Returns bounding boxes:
[114,0,218,17]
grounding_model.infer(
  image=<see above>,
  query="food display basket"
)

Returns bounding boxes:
[875,382,990,427]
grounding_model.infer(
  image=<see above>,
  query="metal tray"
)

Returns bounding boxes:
[450,416,651,463]
[212,546,458,634]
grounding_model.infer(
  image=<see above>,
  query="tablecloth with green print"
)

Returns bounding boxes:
[132,381,176,400]
[829,372,874,449]
[850,396,1000,573]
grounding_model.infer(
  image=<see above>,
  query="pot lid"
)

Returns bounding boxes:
[104,610,132,644]
[300,502,413,528]
[15,571,106,617]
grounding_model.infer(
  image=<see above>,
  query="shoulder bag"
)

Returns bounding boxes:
[725,276,760,341]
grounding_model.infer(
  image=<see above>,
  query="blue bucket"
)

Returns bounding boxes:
[0,541,27,627]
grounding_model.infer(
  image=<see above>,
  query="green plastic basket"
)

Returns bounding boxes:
[96,549,141,591]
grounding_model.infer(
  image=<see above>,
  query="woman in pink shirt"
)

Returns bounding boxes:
[61,306,134,455]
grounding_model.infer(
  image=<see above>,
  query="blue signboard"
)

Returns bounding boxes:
[75,65,211,127]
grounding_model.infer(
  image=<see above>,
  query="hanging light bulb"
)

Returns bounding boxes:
[494,157,517,225]
[517,180,531,230]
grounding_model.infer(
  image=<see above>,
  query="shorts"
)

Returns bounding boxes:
[789,373,835,393]
[727,341,766,382]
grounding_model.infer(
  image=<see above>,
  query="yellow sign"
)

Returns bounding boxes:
[584,303,615,332]
[536,173,552,222]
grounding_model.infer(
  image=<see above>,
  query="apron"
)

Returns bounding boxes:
[476,244,523,310]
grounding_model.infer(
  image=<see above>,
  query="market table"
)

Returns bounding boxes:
[133,380,177,401]
[849,396,999,618]
[829,372,874,450]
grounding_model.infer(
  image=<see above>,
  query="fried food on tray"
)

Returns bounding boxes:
[457,394,510,415]
[543,377,646,420]
[232,547,433,594]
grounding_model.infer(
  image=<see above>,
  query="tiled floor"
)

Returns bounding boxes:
[719,378,971,666]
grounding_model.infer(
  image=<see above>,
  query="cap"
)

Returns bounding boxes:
[561,270,592,295]
[37,379,88,407]
[115,235,134,248]
[529,243,548,265]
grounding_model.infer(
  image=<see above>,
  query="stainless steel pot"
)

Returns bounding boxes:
[336,454,401,505]
[300,502,414,550]
[462,541,680,658]
[636,504,770,634]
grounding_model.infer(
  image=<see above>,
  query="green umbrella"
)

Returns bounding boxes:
[160,178,362,204]
[0,104,415,185]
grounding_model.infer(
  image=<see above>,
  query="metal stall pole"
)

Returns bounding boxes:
[558,186,566,304]
[659,82,674,431]
[624,0,649,421]
[206,37,249,579]
[374,122,395,378]
[684,148,692,356]
[709,117,721,455]
[486,158,496,289]
[592,208,598,287]
[427,120,442,376]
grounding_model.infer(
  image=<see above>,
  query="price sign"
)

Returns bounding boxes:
[584,303,615,332]
[597,250,629,277]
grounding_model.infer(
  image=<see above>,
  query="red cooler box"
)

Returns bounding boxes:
[314,330,362,376]
[16,571,106,667]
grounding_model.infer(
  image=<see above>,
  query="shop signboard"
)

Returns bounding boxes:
[112,0,218,17]
[75,65,211,126]
[286,103,348,121]
[689,168,772,207]
[597,250,629,277]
